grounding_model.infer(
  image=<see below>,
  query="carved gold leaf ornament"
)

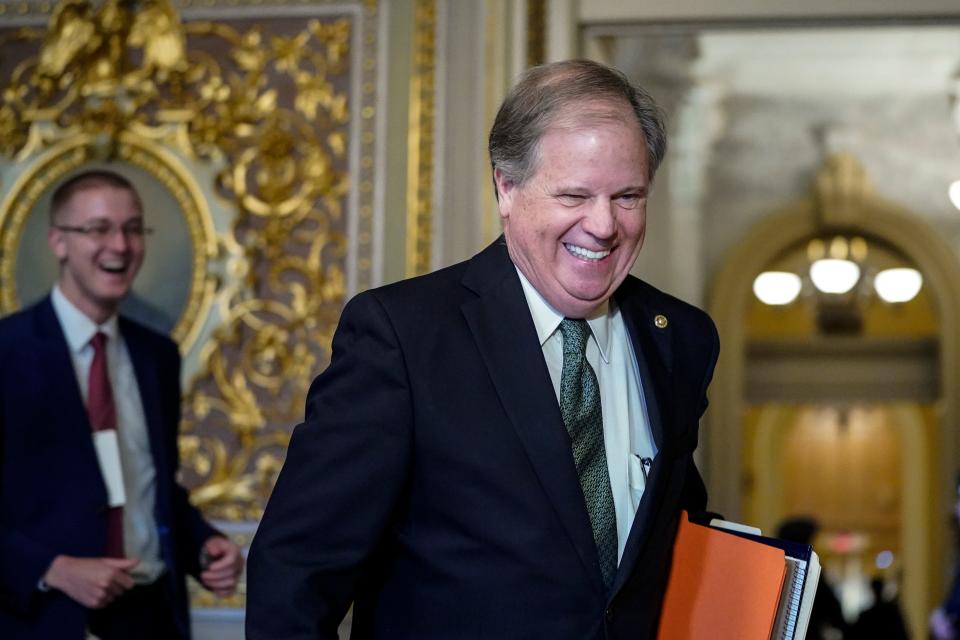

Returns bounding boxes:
[271,31,310,74]
[0,103,26,155]
[0,0,367,525]
[37,1,98,80]
[127,0,188,76]
[405,0,435,277]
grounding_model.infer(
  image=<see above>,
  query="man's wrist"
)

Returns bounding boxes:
[38,555,63,593]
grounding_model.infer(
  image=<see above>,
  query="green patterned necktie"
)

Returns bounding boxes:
[559,318,618,589]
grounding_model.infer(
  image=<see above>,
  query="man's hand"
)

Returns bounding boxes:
[199,535,243,598]
[43,555,139,609]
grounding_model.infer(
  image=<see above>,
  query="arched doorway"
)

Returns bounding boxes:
[705,154,960,637]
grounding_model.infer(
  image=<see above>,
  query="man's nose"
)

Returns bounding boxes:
[582,199,617,239]
[104,226,131,251]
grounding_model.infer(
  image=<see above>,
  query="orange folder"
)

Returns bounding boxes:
[656,511,787,640]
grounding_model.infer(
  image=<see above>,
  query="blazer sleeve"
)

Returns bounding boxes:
[0,336,61,615]
[0,446,57,615]
[246,291,414,640]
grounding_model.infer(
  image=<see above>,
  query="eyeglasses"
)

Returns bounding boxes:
[54,223,154,240]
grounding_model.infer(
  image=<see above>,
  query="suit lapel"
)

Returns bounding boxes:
[34,298,88,416]
[460,241,606,593]
[33,297,109,501]
[616,282,676,452]
[610,282,680,595]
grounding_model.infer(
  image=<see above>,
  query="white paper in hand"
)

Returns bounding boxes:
[93,430,126,507]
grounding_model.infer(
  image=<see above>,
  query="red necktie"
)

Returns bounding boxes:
[88,332,125,558]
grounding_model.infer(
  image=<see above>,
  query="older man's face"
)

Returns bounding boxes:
[496,104,649,318]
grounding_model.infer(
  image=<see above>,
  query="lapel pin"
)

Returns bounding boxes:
[654,314,668,329]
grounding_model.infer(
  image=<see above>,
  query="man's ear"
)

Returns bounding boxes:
[493,168,516,218]
[48,225,67,261]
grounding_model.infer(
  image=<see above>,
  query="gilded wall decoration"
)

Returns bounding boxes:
[405,0,435,277]
[0,0,382,524]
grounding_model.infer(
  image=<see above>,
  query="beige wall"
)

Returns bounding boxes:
[579,0,960,22]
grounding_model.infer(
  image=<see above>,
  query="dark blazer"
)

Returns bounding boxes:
[0,296,217,639]
[246,239,720,640]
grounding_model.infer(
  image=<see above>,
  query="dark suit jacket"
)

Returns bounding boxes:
[246,240,719,639]
[0,296,218,639]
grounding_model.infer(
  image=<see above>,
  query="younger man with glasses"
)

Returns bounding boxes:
[0,170,243,639]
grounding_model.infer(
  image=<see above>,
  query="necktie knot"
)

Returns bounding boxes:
[559,318,590,357]
[91,331,107,352]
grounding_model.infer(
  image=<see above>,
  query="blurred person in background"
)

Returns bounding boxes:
[0,170,243,639]
[930,474,960,640]
[777,516,850,640]
[850,577,908,640]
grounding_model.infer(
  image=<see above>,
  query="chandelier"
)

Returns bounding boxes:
[752,235,923,332]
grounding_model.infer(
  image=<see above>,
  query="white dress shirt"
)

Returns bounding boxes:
[51,286,164,583]
[516,270,658,563]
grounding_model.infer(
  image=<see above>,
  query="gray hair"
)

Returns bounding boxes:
[488,59,667,196]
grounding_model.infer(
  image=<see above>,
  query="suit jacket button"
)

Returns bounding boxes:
[605,606,614,620]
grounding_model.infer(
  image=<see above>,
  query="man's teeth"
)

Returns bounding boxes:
[565,244,610,260]
[100,262,127,273]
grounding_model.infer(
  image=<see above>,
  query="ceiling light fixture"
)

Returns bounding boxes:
[949,179,960,211]
[809,258,861,294]
[874,268,923,303]
[753,271,802,305]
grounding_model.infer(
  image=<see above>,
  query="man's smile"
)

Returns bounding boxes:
[98,259,130,274]
[564,243,612,261]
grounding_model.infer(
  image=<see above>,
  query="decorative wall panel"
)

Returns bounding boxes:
[405,0,435,277]
[0,0,383,530]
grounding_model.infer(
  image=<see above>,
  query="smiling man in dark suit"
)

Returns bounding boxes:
[246,59,719,640]
[0,170,243,639]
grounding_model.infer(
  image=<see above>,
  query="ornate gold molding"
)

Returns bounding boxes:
[405,0,435,277]
[0,0,382,524]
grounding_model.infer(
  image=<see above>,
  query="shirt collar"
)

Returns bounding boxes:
[515,267,612,363]
[51,285,120,353]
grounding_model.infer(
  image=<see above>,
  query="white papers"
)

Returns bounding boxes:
[710,518,762,536]
[93,430,126,507]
